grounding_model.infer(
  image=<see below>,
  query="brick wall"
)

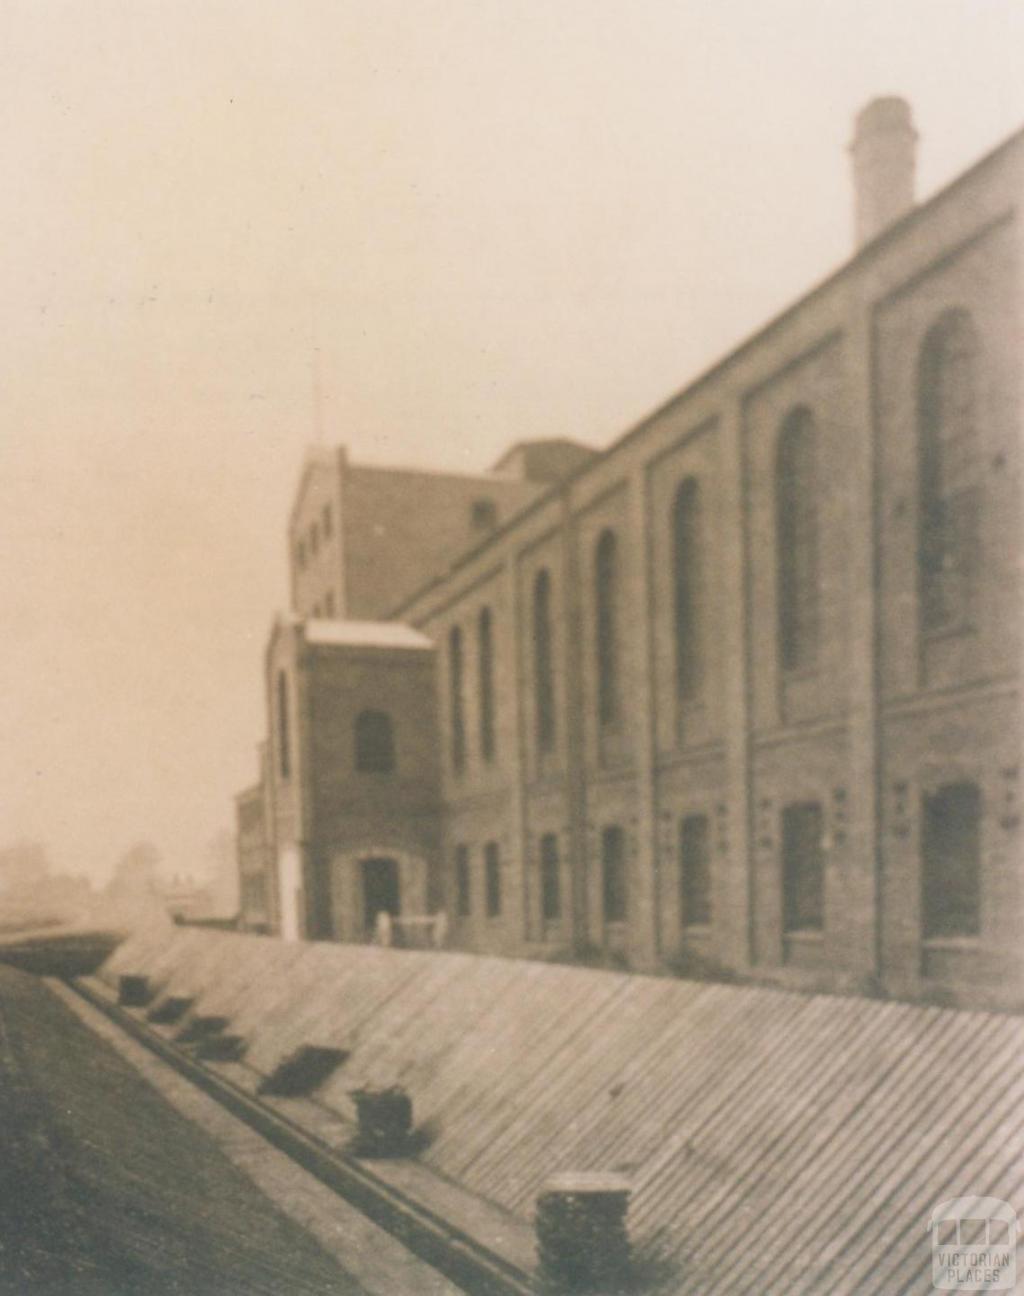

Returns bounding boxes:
[397,131,1024,1008]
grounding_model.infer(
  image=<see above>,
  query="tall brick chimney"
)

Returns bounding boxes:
[850,96,917,249]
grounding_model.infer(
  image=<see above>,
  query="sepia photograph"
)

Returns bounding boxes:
[2,1,1024,1292]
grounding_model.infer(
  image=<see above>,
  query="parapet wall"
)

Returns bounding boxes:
[99,928,1024,1294]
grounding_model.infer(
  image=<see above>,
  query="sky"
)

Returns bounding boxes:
[2,0,1023,885]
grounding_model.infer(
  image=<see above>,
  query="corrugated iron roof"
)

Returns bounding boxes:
[101,930,1024,1294]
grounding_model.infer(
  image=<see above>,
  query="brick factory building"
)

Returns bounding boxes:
[236,98,1024,1012]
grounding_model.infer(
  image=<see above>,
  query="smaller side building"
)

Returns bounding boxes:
[262,617,440,943]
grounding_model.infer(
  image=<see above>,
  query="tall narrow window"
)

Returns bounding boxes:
[680,814,711,927]
[455,845,471,918]
[478,607,496,762]
[594,530,619,727]
[322,503,332,538]
[922,782,981,938]
[276,671,291,780]
[601,825,627,924]
[449,625,465,774]
[782,802,824,933]
[673,478,703,702]
[918,310,981,634]
[776,409,819,672]
[533,569,556,753]
[540,833,561,923]
[355,710,395,773]
[485,841,502,918]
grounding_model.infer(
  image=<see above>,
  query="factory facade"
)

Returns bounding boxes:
[237,99,1024,1011]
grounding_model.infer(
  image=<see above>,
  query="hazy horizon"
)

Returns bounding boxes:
[3,0,1024,886]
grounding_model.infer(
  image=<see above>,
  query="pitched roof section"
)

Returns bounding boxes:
[101,929,1024,1296]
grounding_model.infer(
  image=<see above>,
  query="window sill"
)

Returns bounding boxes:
[682,922,712,934]
[921,935,980,951]
[783,928,824,943]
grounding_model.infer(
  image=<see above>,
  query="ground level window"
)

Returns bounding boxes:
[680,814,711,927]
[922,782,981,938]
[540,833,561,923]
[426,857,444,914]
[485,842,501,918]
[455,845,471,918]
[782,801,824,933]
[601,826,627,924]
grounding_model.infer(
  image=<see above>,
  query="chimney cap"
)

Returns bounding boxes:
[851,96,917,147]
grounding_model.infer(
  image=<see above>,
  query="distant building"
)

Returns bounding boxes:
[237,99,1024,1011]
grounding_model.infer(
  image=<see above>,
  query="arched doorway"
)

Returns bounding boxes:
[361,857,400,935]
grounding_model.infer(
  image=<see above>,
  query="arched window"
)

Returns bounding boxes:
[355,710,395,773]
[680,814,711,927]
[775,409,819,672]
[533,569,556,753]
[485,841,502,918]
[918,310,981,634]
[540,833,561,923]
[594,530,619,727]
[478,607,496,762]
[449,626,465,774]
[922,782,981,938]
[276,671,291,780]
[782,801,824,933]
[672,478,703,702]
[601,825,627,924]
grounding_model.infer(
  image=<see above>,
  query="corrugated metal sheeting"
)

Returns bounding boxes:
[100,930,1024,1294]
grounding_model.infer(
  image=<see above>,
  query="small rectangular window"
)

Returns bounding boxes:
[324,590,335,617]
[471,498,497,530]
[322,504,332,538]
[485,842,501,918]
